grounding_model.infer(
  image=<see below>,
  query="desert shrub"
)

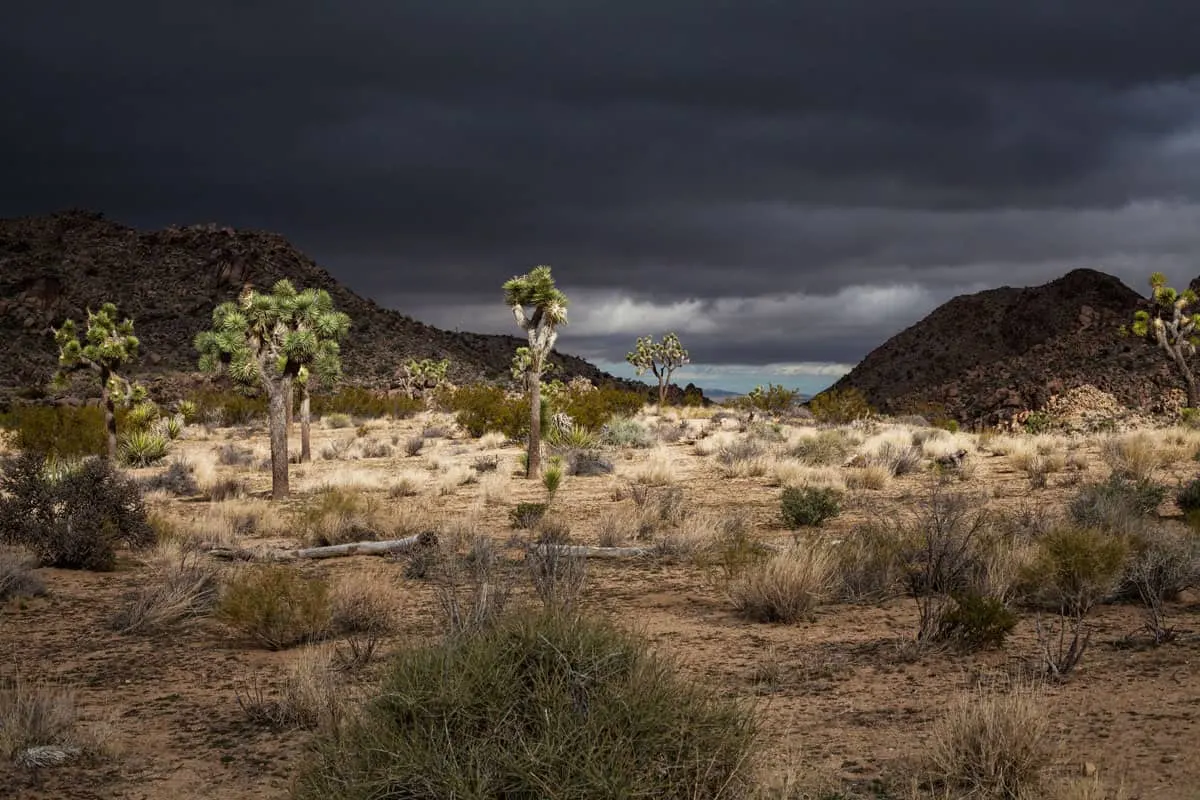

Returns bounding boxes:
[207,477,247,502]
[315,386,423,419]
[1123,526,1200,643]
[118,428,169,467]
[236,650,345,732]
[834,521,907,601]
[329,572,400,635]
[558,387,645,431]
[729,544,834,623]
[715,437,766,467]
[787,429,854,465]
[216,443,256,467]
[808,387,873,424]
[450,384,528,439]
[1023,527,1128,616]
[509,502,548,529]
[1068,475,1165,533]
[1177,478,1200,514]
[869,440,923,476]
[295,489,383,547]
[1101,432,1163,483]
[562,448,614,476]
[927,687,1051,799]
[0,547,46,602]
[216,565,332,650]
[744,383,799,415]
[601,416,655,448]
[1022,411,1053,434]
[0,404,107,459]
[110,553,220,634]
[137,458,200,496]
[323,412,354,429]
[695,514,770,583]
[780,485,842,528]
[188,388,268,426]
[295,610,759,800]
[0,453,155,571]
[527,542,587,609]
[934,592,1018,651]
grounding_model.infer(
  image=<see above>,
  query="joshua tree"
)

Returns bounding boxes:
[503,265,568,479]
[194,280,349,499]
[53,303,140,460]
[1123,272,1200,408]
[295,291,351,463]
[626,332,690,407]
[397,357,451,400]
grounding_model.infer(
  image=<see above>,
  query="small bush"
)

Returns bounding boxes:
[601,417,655,448]
[294,489,383,547]
[1068,475,1165,532]
[808,387,873,424]
[780,485,842,528]
[527,542,587,609]
[119,429,170,467]
[0,675,102,764]
[450,384,528,439]
[236,650,346,731]
[1177,478,1200,514]
[312,386,423,420]
[324,412,354,429]
[1102,432,1163,483]
[294,610,759,800]
[558,387,645,431]
[1023,527,1128,616]
[934,592,1018,650]
[189,389,268,426]
[138,458,200,496]
[927,687,1051,799]
[216,443,256,467]
[787,430,854,465]
[834,522,907,601]
[403,435,424,457]
[0,547,46,602]
[509,502,548,529]
[216,566,332,650]
[745,383,800,415]
[0,453,155,571]
[563,448,614,476]
[329,572,400,635]
[730,544,834,623]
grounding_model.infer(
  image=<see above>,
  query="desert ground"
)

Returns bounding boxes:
[4,402,1200,799]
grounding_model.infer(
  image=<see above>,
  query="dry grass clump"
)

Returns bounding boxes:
[295,489,388,547]
[216,565,333,650]
[785,428,856,465]
[297,466,395,493]
[0,675,109,765]
[859,427,923,475]
[693,430,740,457]
[476,431,508,449]
[387,468,428,498]
[627,449,678,486]
[844,464,891,490]
[110,550,221,634]
[169,500,286,550]
[770,461,847,492]
[237,648,350,732]
[1101,432,1164,483]
[654,509,729,558]
[0,546,46,602]
[328,570,401,634]
[729,542,835,623]
[925,685,1052,800]
[434,464,477,495]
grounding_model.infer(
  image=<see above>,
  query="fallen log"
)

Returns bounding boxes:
[207,531,438,562]
[527,544,653,559]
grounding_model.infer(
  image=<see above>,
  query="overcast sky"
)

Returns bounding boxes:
[5,2,1200,393]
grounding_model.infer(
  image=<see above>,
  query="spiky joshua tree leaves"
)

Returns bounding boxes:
[1123,272,1200,408]
[53,303,141,461]
[626,332,690,407]
[504,265,568,479]
[194,280,350,499]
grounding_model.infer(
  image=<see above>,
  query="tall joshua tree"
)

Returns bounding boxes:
[503,265,568,479]
[53,303,140,461]
[1123,272,1200,409]
[626,332,690,407]
[195,280,349,499]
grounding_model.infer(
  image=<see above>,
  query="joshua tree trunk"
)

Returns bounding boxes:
[1187,374,1199,409]
[99,366,117,461]
[267,378,292,500]
[658,374,668,407]
[527,370,542,479]
[300,384,312,463]
[286,384,294,430]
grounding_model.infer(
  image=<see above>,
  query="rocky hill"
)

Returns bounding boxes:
[828,268,1186,425]
[0,210,637,402]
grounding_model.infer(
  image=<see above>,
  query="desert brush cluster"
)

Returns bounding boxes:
[4,268,1200,799]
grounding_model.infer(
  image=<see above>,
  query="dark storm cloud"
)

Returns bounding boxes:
[5,2,1200,379]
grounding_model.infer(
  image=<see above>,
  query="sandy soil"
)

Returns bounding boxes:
[4,412,1200,799]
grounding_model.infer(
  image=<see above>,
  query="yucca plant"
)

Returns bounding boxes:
[120,429,169,467]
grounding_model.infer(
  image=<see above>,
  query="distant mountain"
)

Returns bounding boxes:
[0,210,641,402]
[828,268,1183,425]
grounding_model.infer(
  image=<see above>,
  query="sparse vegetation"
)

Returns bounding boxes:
[780,485,842,528]
[216,565,332,650]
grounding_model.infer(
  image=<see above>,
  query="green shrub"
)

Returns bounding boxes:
[450,384,528,439]
[558,387,645,430]
[1022,527,1128,616]
[0,404,107,459]
[1068,475,1165,532]
[780,486,842,528]
[600,417,655,448]
[1177,478,1200,514]
[808,387,873,424]
[934,592,1018,650]
[0,452,155,571]
[312,386,423,420]
[1022,411,1053,434]
[119,429,170,467]
[324,412,353,429]
[188,389,268,426]
[216,565,332,650]
[744,383,799,415]
[510,502,548,529]
[294,610,759,800]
